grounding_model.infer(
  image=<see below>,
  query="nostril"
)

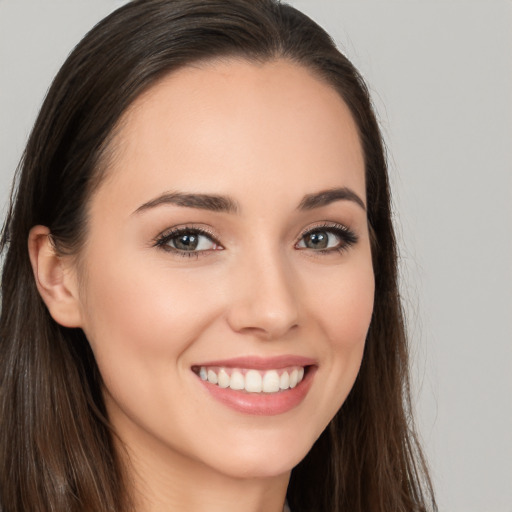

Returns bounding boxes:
[227,307,300,340]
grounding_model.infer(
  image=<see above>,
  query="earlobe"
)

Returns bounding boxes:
[28,225,83,328]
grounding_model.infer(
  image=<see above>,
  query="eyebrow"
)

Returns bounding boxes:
[134,191,239,214]
[298,187,366,211]
[134,186,365,215]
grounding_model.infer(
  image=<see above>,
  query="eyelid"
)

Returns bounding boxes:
[299,221,352,235]
[153,225,223,256]
[295,221,358,251]
[152,221,357,258]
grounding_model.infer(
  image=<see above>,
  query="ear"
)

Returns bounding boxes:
[28,225,83,328]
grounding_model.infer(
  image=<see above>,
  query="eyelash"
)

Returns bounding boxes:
[154,227,221,258]
[297,222,358,254]
[153,223,358,258]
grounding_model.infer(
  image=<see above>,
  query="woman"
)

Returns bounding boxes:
[0,1,436,511]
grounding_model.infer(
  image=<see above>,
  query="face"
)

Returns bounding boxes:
[73,59,374,481]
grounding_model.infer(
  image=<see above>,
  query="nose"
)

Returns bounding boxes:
[226,250,300,340]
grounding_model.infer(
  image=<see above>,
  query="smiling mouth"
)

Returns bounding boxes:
[192,365,309,394]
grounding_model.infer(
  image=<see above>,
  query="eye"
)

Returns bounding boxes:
[296,224,358,253]
[155,227,222,254]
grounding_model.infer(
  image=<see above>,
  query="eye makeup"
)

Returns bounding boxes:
[153,220,358,259]
[295,222,358,255]
[153,226,223,258]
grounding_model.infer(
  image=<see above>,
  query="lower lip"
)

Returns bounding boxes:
[196,367,316,416]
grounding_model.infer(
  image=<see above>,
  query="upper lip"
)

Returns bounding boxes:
[192,355,317,370]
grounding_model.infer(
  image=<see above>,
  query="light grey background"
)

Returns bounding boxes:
[1,1,510,511]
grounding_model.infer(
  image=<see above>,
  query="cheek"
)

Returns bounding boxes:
[77,255,230,449]
[78,254,222,383]
[307,256,374,410]
[313,258,375,349]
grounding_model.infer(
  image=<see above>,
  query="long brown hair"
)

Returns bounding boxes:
[0,1,436,511]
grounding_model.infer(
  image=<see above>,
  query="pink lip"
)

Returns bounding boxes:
[193,356,317,416]
[193,354,317,370]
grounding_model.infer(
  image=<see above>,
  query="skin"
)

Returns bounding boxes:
[30,59,374,512]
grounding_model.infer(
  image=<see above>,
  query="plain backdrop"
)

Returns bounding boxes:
[0,1,511,511]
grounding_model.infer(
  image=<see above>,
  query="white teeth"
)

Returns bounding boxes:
[197,366,306,393]
[217,368,230,388]
[289,369,298,388]
[229,371,244,390]
[245,370,262,392]
[262,370,280,393]
[279,371,290,390]
[207,369,218,384]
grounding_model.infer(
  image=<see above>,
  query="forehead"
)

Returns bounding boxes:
[96,58,365,211]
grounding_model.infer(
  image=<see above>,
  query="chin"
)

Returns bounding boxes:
[200,431,315,480]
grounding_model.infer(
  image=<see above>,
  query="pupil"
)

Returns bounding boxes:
[175,233,198,250]
[307,232,328,249]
